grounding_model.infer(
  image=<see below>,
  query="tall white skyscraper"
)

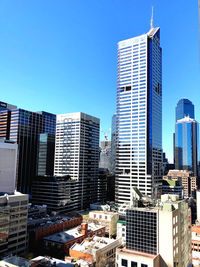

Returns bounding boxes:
[54,112,100,210]
[116,23,162,207]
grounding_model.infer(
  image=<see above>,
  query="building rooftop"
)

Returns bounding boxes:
[44,223,104,244]
[0,256,31,267]
[31,256,76,267]
[117,247,159,260]
[71,236,118,255]
[28,214,78,231]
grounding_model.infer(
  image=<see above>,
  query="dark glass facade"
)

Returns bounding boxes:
[175,117,199,176]
[126,209,158,255]
[0,108,56,195]
[37,133,55,176]
[176,98,194,121]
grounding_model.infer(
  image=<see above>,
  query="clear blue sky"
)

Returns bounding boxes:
[0,0,199,162]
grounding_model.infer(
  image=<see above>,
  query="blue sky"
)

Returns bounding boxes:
[0,0,199,162]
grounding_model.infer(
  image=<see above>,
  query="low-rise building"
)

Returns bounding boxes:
[116,247,160,267]
[83,210,118,237]
[28,212,82,249]
[43,223,105,256]
[163,170,197,198]
[70,236,121,267]
[191,225,200,266]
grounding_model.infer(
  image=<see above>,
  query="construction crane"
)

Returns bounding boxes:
[101,128,111,141]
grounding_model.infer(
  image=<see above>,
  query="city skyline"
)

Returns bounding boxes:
[0,0,199,163]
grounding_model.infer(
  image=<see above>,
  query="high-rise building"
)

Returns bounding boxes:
[37,133,55,176]
[0,106,56,195]
[0,192,28,257]
[0,139,28,257]
[116,195,192,267]
[0,101,17,111]
[175,116,199,177]
[115,24,162,207]
[111,114,116,174]
[54,112,100,210]
[175,98,194,121]
[0,139,18,194]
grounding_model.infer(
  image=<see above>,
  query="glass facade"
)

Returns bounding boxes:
[126,209,158,255]
[0,108,56,195]
[116,27,162,206]
[175,117,199,176]
[37,133,55,176]
[176,98,194,121]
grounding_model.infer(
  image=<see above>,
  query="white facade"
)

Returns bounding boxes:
[0,140,18,194]
[117,221,126,244]
[54,112,100,210]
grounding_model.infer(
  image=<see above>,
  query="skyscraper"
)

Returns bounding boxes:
[175,116,199,176]
[115,23,162,207]
[54,112,100,210]
[176,98,194,121]
[0,104,56,194]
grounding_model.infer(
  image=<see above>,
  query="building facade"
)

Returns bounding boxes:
[0,192,28,258]
[0,140,18,194]
[0,106,56,195]
[32,176,79,212]
[121,195,192,267]
[175,116,199,177]
[54,112,100,210]
[115,25,162,208]
[175,98,194,121]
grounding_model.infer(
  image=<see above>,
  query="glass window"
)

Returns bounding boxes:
[122,259,128,267]
[131,262,137,267]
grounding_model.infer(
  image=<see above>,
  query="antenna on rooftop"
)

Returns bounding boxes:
[150,6,154,29]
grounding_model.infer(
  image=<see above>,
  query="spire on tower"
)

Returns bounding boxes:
[150,6,154,29]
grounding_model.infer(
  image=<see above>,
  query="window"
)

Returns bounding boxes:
[141,264,148,267]
[122,259,128,267]
[131,262,137,267]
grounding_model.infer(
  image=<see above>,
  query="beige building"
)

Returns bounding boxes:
[70,236,121,267]
[116,195,192,267]
[83,210,119,237]
[0,192,28,257]
[163,169,197,198]
[116,248,160,267]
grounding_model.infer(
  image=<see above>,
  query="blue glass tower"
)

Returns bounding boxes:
[115,25,162,207]
[176,98,194,121]
[175,117,199,176]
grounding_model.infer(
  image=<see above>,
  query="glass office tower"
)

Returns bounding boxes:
[176,98,194,121]
[175,116,199,176]
[115,26,162,207]
[0,105,56,195]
